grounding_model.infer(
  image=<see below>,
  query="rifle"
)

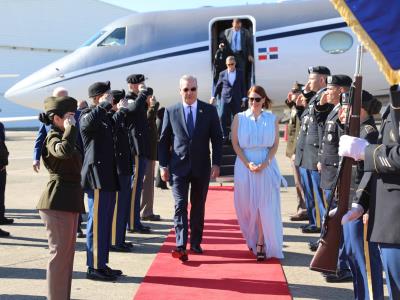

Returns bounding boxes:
[309,45,363,274]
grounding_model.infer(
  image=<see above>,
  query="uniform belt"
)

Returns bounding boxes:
[49,174,80,183]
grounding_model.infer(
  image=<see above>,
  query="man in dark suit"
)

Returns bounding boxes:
[211,56,246,141]
[159,75,223,262]
[221,18,254,89]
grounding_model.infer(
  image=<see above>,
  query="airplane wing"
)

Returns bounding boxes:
[0,116,38,123]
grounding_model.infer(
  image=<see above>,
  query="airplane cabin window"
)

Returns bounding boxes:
[98,27,126,47]
[320,31,353,54]
[81,30,106,47]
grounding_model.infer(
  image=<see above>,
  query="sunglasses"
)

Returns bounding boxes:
[182,87,197,92]
[248,97,262,102]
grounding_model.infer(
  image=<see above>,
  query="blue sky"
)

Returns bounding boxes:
[101,0,278,12]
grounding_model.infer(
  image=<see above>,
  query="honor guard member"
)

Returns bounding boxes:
[109,89,134,252]
[80,81,125,281]
[294,88,317,231]
[340,85,400,300]
[315,75,353,282]
[125,74,151,233]
[285,82,308,221]
[0,121,10,237]
[301,66,332,233]
[339,91,384,298]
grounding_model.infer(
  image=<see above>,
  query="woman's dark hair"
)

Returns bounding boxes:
[247,85,272,109]
[38,111,62,125]
[364,98,382,115]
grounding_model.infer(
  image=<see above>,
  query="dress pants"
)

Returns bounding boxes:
[111,175,132,247]
[172,172,210,249]
[309,170,325,228]
[128,156,147,230]
[343,219,384,300]
[141,159,155,218]
[291,159,306,211]
[0,168,6,218]
[379,243,400,300]
[299,167,316,226]
[86,189,116,269]
[220,100,241,139]
[39,209,78,300]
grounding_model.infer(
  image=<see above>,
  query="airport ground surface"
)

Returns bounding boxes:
[0,130,388,299]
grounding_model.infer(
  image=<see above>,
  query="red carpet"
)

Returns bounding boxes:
[134,186,291,300]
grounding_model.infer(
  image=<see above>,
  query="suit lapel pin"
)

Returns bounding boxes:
[199,109,203,113]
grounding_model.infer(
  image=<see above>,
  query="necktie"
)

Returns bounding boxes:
[186,106,195,138]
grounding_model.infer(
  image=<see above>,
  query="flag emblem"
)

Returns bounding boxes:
[258,47,279,61]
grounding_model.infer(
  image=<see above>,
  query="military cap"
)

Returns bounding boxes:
[111,89,125,104]
[88,81,110,98]
[126,74,145,84]
[308,66,331,75]
[147,87,153,96]
[362,90,382,114]
[44,96,77,114]
[291,82,304,93]
[327,75,352,87]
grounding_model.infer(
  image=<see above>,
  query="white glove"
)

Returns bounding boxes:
[341,203,364,224]
[338,135,369,161]
[64,115,76,128]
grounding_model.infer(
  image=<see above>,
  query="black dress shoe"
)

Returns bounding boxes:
[104,265,123,276]
[325,269,353,283]
[0,228,10,237]
[123,241,134,248]
[135,226,151,234]
[142,214,161,221]
[308,241,319,252]
[0,217,14,225]
[190,245,203,254]
[301,225,321,234]
[110,245,131,252]
[86,268,117,281]
[172,248,188,261]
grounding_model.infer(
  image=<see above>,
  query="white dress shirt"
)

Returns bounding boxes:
[182,100,198,126]
[228,69,236,86]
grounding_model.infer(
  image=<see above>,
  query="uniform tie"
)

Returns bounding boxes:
[187,106,194,138]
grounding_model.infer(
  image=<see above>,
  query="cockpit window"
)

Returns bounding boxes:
[98,27,126,47]
[81,30,106,47]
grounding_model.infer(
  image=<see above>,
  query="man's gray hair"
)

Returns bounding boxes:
[52,86,68,97]
[180,75,197,87]
[226,56,236,63]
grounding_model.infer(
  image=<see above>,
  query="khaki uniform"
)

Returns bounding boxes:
[286,105,301,158]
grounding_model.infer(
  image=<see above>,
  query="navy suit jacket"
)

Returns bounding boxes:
[214,69,246,105]
[159,100,223,177]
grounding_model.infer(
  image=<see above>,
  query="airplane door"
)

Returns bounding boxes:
[209,16,256,92]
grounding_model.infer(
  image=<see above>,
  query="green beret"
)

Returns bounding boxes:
[44,96,77,115]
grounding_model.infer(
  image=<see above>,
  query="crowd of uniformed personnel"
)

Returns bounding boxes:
[285,65,400,300]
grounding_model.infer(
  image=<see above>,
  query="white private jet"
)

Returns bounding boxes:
[4,0,388,113]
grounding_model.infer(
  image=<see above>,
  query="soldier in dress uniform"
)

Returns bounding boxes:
[37,96,85,299]
[337,90,384,298]
[80,81,125,281]
[294,87,317,231]
[340,85,400,300]
[300,66,332,234]
[109,89,134,252]
[125,74,152,233]
[285,82,308,221]
[314,75,353,283]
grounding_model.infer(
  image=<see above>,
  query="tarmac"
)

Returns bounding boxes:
[0,130,389,299]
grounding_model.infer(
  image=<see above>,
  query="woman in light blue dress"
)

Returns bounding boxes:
[231,85,284,260]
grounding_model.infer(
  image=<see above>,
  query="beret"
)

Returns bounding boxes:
[291,82,304,93]
[308,66,331,76]
[111,89,125,104]
[88,81,110,98]
[147,87,153,96]
[44,96,77,115]
[126,74,145,84]
[327,75,352,87]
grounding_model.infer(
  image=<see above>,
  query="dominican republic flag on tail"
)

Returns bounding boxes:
[331,0,400,84]
[258,47,279,61]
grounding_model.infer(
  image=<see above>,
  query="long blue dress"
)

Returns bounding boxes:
[234,109,284,259]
